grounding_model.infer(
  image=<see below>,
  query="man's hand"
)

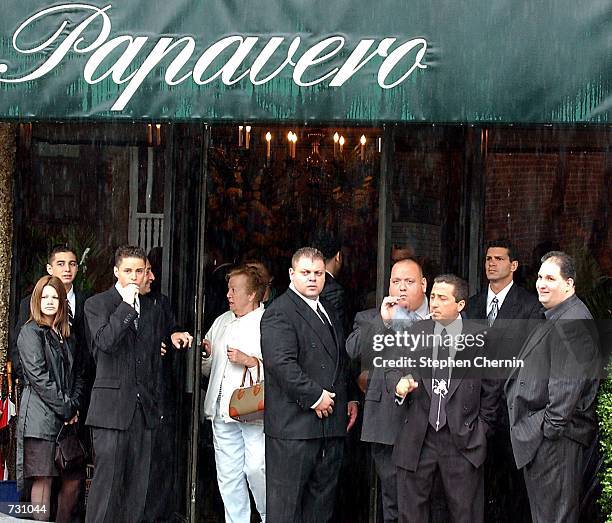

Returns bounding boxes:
[171,332,193,349]
[201,339,212,358]
[314,390,336,419]
[65,412,79,425]
[395,375,418,398]
[227,347,258,368]
[347,401,359,432]
[118,283,139,305]
[380,296,401,322]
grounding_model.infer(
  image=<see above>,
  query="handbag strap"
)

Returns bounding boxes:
[56,423,76,443]
[240,359,261,387]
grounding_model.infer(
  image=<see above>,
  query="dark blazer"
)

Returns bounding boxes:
[320,272,346,335]
[505,295,600,469]
[465,283,544,370]
[346,308,409,445]
[465,283,542,322]
[84,286,166,431]
[261,288,351,440]
[12,289,90,381]
[393,319,498,472]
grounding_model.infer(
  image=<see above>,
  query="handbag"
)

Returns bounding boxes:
[55,423,86,472]
[228,360,264,422]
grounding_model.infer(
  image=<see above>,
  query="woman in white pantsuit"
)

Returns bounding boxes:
[201,265,267,523]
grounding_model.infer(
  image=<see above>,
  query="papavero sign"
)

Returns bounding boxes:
[0,0,610,122]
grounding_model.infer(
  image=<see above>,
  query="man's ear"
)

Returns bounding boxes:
[46,264,53,276]
[288,268,295,282]
[113,266,119,279]
[456,299,466,313]
[510,260,519,273]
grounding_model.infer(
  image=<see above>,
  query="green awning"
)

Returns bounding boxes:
[0,0,610,122]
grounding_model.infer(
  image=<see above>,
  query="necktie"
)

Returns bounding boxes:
[67,300,74,326]
[133,298,139,330]
[488,296,499,327]
[316,303,335,341]
[429,328,449,431]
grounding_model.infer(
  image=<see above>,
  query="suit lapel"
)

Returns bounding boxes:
[288,290,337,360]
[497,285,521,321]
[415,321,434,398]
[505,319,551,385]
[445,324,477,401]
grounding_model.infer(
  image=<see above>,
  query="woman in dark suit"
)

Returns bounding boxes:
[17,275,86,522]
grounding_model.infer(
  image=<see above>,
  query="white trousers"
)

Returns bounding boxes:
[211,404,266,523]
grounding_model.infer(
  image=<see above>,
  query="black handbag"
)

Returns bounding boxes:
[55,424,86,472]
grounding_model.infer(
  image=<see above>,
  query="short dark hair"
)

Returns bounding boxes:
[114,245,147,267]
[226,265,267,303]
[48,243,78,265]
[433,274,468,303]
[291,247,325,268]
[486,239,519,262]
[541,251,576,281]
[311,231,342,261]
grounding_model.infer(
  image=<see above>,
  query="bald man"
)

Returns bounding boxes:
[346,258,428,523]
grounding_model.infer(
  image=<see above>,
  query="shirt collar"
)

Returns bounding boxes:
[487,280,514,310]
[415,297,429,319]
[114,282,140,311]
[289,282,319,312]
[230,303,264,321]
[544,293,579,320]
[433,314,463,337]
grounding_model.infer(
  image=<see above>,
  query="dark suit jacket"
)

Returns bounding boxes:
[320,272,346,335]
[505,295,600,469]
[12,289,91,381]
[393,319,498,472]
[346,308,415,445]
[261,288,351,440]
[465,283,544,371]
[84,286,166,431]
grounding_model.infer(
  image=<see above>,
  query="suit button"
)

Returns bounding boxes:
[463,406,469,412]
[137,359,142,364]
[137,393,140,399]
[321,365,326,369]
[464,422,469,426]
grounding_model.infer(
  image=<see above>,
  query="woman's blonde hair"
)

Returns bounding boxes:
[29,275,70,338]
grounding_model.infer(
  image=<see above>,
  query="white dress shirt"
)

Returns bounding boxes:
[487,280,513,316]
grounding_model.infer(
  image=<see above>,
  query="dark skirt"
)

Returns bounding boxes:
[23,437,85,480]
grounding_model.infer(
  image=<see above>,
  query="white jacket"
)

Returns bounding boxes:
[201,305,264,423]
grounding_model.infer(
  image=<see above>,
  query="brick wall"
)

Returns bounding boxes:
[485,148,610,275]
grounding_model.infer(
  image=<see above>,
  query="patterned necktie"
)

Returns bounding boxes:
[67,300,74,326]
[429,328,449,431]
[488,296,499,327]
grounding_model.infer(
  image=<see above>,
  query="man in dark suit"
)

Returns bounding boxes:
[261,247,358,523]
[313,232,346,335]
[12,244,91,382]
[346,258,428,523]
[84,246,191,523]
[505,251,600,522]
[393,274,497,523]
[464,239,543,522]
